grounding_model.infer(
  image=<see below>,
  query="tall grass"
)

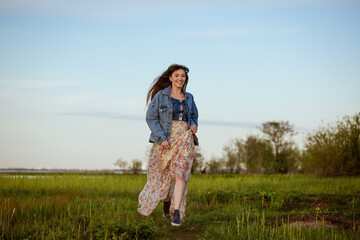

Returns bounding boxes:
[1,173,359,239]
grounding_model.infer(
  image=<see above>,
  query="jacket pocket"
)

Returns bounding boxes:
[159,105,168,112]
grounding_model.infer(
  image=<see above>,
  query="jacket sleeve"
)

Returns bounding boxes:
[189,95,199,128]
[146,93,167,143]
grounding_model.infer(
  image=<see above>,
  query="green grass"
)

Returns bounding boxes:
[1,173,359,239]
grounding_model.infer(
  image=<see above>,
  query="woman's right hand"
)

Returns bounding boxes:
[161,140,170,150]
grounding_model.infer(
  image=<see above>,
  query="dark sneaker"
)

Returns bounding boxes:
[163,200,171,219]
[171,209,181,226]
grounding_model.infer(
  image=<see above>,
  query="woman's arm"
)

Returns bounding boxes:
[189,95,198,129]
[146,93,168,144]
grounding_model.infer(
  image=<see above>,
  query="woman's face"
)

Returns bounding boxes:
[169,69,186,89]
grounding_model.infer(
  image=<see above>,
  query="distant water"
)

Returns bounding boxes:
[0,169,147,174]
[1,175,52,178]
[0,169,81,173]
[0,169,55,173]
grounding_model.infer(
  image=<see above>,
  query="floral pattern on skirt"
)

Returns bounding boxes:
[138,120,195,220]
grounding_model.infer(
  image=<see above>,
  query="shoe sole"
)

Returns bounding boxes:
[171,222,181,227]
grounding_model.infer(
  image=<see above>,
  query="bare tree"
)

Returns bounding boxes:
[192,147,205,174]
[113,158,128,170]
[144,145,151,161]
[131,159,142,174]
[223,138,244,173]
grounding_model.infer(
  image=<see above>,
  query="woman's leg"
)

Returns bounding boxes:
[165,191,170,201]
[163,189,171,218]
[173,175,186,209]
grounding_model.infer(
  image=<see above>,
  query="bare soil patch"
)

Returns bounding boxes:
[274,213,359,230]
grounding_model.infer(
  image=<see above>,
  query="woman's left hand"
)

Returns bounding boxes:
[190,125,197,134]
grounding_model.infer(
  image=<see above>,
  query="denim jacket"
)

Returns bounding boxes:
[146,85,198,145]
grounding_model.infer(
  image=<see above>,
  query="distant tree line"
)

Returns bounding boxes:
[114,158,143,174]
[192,120,300,174]
[115,112,359,177]
[300,112,360,176]
[192,112,360,177]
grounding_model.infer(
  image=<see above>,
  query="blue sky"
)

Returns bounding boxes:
[0,0,359,169]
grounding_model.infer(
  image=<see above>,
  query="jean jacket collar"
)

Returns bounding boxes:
[162,85,189,99]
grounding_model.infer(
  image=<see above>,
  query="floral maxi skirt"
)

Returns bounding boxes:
[138,121,195,219]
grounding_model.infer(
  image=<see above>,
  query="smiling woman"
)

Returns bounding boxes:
[138,64,199,227]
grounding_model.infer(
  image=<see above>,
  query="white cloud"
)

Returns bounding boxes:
[52,93,101,109]
[1,79,85,89]
[0,79,145,117]
[52,93,145,115]
[59,111,144,121]
[0,79,86,101]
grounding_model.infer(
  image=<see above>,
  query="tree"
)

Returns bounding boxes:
[261,121,296,173]
[113,158,128,170]
[131,159,142,174]
[223,138,244,173]
[144,145,151,161]
[244,135,275,173]
[206,157,221,174]
[301,112,360,176]
[192,147,205,174]
[280,146,301,173]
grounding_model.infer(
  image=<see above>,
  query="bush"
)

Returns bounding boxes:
[87,221,154,240]
[301,112,360,176]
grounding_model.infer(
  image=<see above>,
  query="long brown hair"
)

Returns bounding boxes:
[146,64,189,105]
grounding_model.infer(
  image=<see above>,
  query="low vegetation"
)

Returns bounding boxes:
[192,112,360,177]
[1,173,359,239]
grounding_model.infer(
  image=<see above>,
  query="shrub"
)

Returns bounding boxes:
[301,112,360,176]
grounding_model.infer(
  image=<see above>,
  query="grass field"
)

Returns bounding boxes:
[1,173,360,239]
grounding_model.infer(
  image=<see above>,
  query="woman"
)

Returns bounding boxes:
[138,64,198,226]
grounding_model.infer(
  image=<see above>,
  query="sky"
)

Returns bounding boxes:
[0,0,359,169]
